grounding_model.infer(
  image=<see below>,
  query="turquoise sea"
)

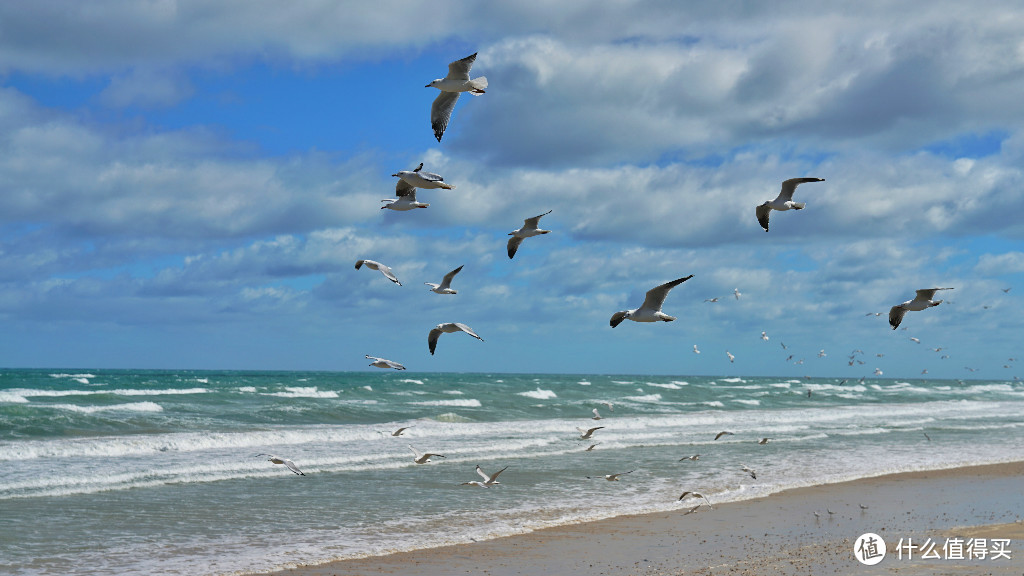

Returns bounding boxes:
[2,368,1023,575]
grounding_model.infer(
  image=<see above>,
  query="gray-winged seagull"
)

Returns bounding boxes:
[889,288,954,330]
[610,275,694,328]
[355,259,401,285]
[365,355,406,370]
[256,454,305,476]
[392,162,455,191]
[426,53,487,142]
[409,445,445,464]
[507,210,553,259]
[756,177,825,232]
[428,322,484,355]
[425,265,464,294]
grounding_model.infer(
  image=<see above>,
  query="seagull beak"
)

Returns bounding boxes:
[424,83,432,88]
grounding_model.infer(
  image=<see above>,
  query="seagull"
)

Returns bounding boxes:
[600,401,614,412]
[761,331,769,341]
[507,210,553,259]
[780,342,788,350]
[758,438,771,444]
[577,426,604,439]
[610,275,694,327]
[388,426,414,437]
[740,465,757,479]
[874,368,884,376]
[889,288,954,329]
[733,288,742,300]
[817,349,827,358]
[678,491,714,508]
[714,431,734,440]
[426,52,487,142]
[428,322,484,355]
[409,445,445,464]
[584,443,601,452]
[461,464,508,487]
[682,503,706,515]
[866,312,884,317]
[588,470,634,481]
[365,355,406,370]
[392,163,455,191]
[704,297,719,303]
[726,351,735,363]
[355,259,401,285]
[756,177,825,232]
[859,503,869,510]
[256,454,305,476]
[909,337,921,344]
[679,454,700,462]
[591,408,603,420]
[1002,287,1012,293]
[381,187,430,211]
[425,265,464,294]
[693,344,701,354]
[827,508,836,516]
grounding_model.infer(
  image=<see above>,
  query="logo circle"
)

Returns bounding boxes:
[854,533,886,565]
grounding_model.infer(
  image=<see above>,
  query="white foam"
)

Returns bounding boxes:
[734,399,760,406]
[399,379,425,385]
[646,382,682,390]
[238,386,257,393]
[265,387,339,399]
[721,377,746,383]
[441,390,464,395]
[409,399,482,407]
[361,386,373,392]
[518,388,557,400]
[623,394,662,403]
[37,402,164,414]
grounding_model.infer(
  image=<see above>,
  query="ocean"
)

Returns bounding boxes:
[2,368,1023,575]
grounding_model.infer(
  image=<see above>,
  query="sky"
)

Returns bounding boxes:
[1,1,1023,378]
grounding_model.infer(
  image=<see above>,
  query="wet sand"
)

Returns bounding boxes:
[258,462,1024,576]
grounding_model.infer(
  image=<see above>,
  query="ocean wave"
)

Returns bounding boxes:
[720,377,746,383]
[517,388,557,400]
[623,394,662,403]
[646,382,682,390]
[264,387,339,398]
[399,379,425,385]
[409,399,482,407]
[32,402,164,414]
[733,399,760,406]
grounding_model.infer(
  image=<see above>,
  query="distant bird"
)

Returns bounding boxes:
[874,368,884,376]
[678,491,714,508]
[588,470,634,481]
[507,210,553,259]
[381,186,430,211]
[355,259,402,285]
[814,511,821,519]
[923,432,931,442]
[387,426,414,437]
[726,351,735,363]
[921,369,928,375]
[409,445,445,464]
[818,349,827,358]
[577,426,605,439]
[682,503,706,515]
[1002,287,1012,293]
[714,431,734,440]
[461,464,507,487]
[426,52,487,142]
[679,454,700,462]
[889,288,954,329]
[365,355,406,370]
[610,275,694,327]
[693,344,701,354]
[761,331,769,341]
[909,337,921,344]
[756,177,825,232]
[865,312,883,317]
[733,288,742,300]
[591,408,603,420]
[827,508,836,515]
[780,342,787,350]
[740,465,757,479]
[758,438,771,444]
[704,297,719,303]
[933,347,944,352]
[257,454,305,476]
[584,443,601,452]
[859,503,869,510]
[428,322,484,355]
[600,401,614,412]
[425,265,464,294]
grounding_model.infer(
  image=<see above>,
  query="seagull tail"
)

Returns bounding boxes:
[792,202,806,210]
[469,77,488,94]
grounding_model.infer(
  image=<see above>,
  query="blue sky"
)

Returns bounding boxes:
[1,1,1023,378]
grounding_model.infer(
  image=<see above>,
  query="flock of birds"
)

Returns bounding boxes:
[257,51,1010,513]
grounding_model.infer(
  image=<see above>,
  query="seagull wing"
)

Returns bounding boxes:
[377,264,401,285]
[428,327,443,355]
[776,177,824,202]
[452,322,483,341]
[639,275,694,313]
[446,52,477,81]
[488,466,509,482]
[507,236,524,259]
[417,171,446,183]
[523,210,553,231]
[431,91,461,142]
[354,259,366,270]
[396,179,416,197]
[440,265,464,290]
[889,305,906,330]
[609,310,628,328]
[283,459,304,475]
[475,465,490,482]
[386,359,406,370]
[915,287,953,301]
[756,203,771,232]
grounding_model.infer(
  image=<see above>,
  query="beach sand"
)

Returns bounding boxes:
[258,462,1024,576]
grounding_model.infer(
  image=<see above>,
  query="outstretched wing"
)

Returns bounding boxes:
[523,210,553,230]
[609,310,628,328]
[283,459,304,476]
[776,177,824,202]
[452,322,483,341]
[914,287,953,301]
[428,328,442,355]
[396,179,417,197]
[640,275,694,313]
[446,53,477,81]
[431,91,461,142]
[507,236,524,259]
[440,265,464,289]
[756,204,771,232]
[377,264,401,285]
[889,305,906,330]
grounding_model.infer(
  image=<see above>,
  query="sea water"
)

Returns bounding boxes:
[2,369,1023,575]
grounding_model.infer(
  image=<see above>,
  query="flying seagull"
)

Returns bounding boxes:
[678,491,714,508]
[426,52,487,142]
[355,259,401,285]
[733,288,742,300]
[714,431,734,440]
[679,454,700,462]
[741,465,757,479]
[588,470,634,481]
[409,445,445,464]
[758,437,771,444]
[761,331,769,341]
[461,464,508,487]
[256,454,305,476]
[693,344,701,354]
[392,162,455,192]
[888,288,954,330]
[507,210,553,259]
[610,275,694,328]
[365,355,406,370]
[577,426,604,439]
[428,322,484,355]
[591,408,603,420]
[756,177,825,232]
[584,443,601,452]
[425,265,464,294]
[726,351,735,363]
[387,426,414,437]
[382,164,431,210]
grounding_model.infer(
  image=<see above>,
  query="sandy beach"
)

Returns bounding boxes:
[258,461,1024,576]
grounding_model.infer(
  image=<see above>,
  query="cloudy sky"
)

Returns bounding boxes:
[1,1,1023,378]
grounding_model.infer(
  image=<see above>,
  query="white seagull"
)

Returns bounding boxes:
[591,408,603,420]
[756,177,825,232]
[392,162,455,191]
[726,351,735,363]
[382,164,432,211]
[355,259,401,285]
[588,470,634,481]
[507,210,553,259]
[256,454,305,476]
[409,445,445,464]
[577,426,604,439]
[741,465,757,479]
[679,454,700,462]
[462,464,508,487]
[889,288,954,330]
[714,431,734,440]
[365,355,406,370]
[678,491,714,508]
[693,344,701,354]
[610,275,694,327]
[584,443,601,452]
[387,426,414,437]
[428,322,484,355]
[426,52,487,142]
[425,265,464,294]
[761,331,769,341]
[733,288,742,300]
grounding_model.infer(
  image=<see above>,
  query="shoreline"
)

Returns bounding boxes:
[256,461,1024,576]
